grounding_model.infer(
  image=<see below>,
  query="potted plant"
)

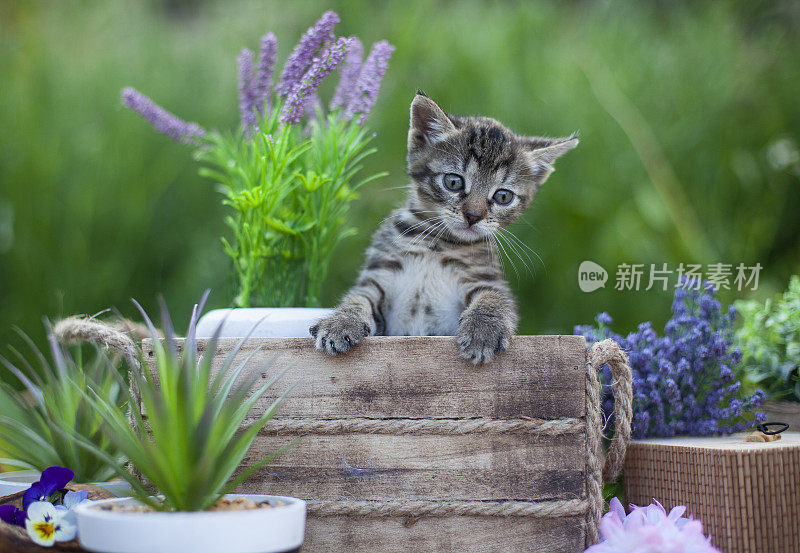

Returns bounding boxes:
[121,11,394,338]
[0,319,134,497]
[70,294,304,553]
[735,274,800,429]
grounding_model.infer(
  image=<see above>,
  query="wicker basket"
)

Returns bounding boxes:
[143,335,632,553]
[624,432,800,553]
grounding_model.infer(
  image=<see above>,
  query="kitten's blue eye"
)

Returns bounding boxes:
[442,173,465,192]
[492,189,514,205]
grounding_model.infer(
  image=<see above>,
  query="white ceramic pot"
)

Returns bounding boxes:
[196,308,332,338]
[0,470,130,498]
[75,494,306,553]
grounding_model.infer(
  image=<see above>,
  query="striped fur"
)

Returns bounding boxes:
[310,93,578,364]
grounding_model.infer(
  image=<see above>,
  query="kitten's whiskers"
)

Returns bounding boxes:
[495,228,535,276]
[496,227,546,275]
[492,234,519,279]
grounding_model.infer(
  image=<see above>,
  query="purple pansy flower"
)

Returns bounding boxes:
[23,466,74,511]
[0,504,25,527]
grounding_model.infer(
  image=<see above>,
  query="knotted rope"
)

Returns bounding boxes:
[584,338,633,546]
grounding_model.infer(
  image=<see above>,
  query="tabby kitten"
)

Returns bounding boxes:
[310,92,577,364]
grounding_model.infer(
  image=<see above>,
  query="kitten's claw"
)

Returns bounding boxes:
[457,311,511,365]
[310,310,371,356]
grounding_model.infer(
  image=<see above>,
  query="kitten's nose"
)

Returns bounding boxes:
[463,210,484,227]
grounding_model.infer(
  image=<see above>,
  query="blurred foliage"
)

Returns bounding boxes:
[1,0,799,369]
[735,275,800,402]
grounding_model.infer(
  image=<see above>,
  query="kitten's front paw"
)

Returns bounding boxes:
[309,310,371,356]
[457,311,511,365]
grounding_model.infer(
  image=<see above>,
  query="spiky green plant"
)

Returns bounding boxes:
[71,294,292,511]
[0,328,125,483]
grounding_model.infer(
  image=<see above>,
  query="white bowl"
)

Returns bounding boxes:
[196,308,332,338]
[0,470,40,497]
[75,494,306,553]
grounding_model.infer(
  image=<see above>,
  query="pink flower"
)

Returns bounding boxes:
[586,498,721,553]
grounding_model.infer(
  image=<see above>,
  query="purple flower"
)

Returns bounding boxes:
[23,466,74,511]
[276,10,339,97]
[304,92,322,121]
[346,40,395,124]
[586,497,721,553]
[121,88,206,144]
[596,312,613,326]
[280,37,351,126]
[62,489,89,510]
[576,283,765,438]
[238,48,257,135]
[0,504,25,527]
[329,37,363,111]
[253,33,278,116]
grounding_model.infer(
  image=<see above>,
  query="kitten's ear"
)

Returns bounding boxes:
[408,93,456,151]
[521,135,579,184]
[522,135,579,164]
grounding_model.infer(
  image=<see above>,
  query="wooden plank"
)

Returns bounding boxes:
[303,516,585,553]
[237,433,586,501]
[143,335,587,420]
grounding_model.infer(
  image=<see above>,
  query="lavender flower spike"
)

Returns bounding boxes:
[280,37,351,126]
[253,32,278,115]
[347,40,395,125]
[329,37,363,111]
[276,10,339,97]
[121,88,205,144]
[238,48,257,135]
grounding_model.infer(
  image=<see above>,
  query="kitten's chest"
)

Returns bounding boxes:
[384,253,464,336]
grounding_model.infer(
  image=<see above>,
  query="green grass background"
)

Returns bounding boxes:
[1,0,799,357]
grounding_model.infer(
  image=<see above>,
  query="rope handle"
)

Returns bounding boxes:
[588,339,633,482]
